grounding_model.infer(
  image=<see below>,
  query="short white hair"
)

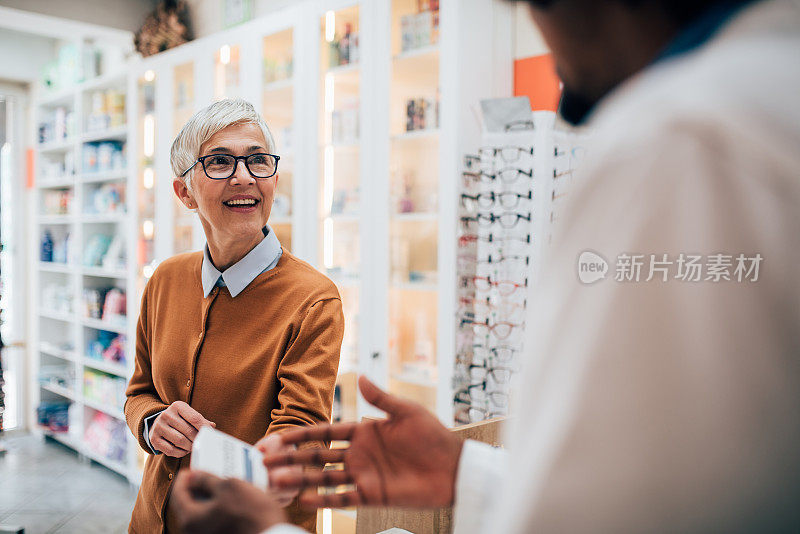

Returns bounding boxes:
[170,98,276,191]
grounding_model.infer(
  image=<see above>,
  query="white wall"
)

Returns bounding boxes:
[0,29,55,83]
[514,2,548,58]
[0,0,155,33]
[185,0,297,39]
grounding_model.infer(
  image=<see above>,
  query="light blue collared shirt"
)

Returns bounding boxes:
[201,224,283,298]
[142,225,282,454]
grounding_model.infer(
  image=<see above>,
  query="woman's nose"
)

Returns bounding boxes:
[229,159,255,185]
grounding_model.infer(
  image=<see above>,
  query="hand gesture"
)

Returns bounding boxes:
[149,401,215,458]
[254,433,302,507]
[263,376,464,509]
[170,470,286,534]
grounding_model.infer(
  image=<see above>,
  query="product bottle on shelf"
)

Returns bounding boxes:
[41,230,54,262]
[329,33,340,68]
[340,23,352,65]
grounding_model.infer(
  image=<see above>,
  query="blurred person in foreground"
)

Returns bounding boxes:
[171,0,800,532]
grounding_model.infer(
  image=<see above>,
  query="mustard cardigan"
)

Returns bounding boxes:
[125,250,344,533]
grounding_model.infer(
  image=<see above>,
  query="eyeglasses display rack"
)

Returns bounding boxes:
[455,110,585,425]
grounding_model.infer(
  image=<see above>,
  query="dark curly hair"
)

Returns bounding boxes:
[520,0,750,25]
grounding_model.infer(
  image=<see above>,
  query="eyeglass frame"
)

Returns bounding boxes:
[180,153,281,180]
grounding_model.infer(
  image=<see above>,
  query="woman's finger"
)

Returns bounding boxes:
[160,425,193,452]
[163,411,200,441]
[154,435,189,457]
[175,402,215,431]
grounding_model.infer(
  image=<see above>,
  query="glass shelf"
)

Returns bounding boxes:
[320,6,361,419]
[388,0,441,411]
[136,74,156,296]
[263,28,295,252]
[214,44,241,100]
[173,61,196,255]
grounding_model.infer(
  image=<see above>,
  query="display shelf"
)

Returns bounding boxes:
[37,89,75,108]
[325,62,360,77]
[80,212,127,224]
[41,382,77,401]
[81,266,128,279]
[83,357,127,378]
[39,342,78,363]
[81,170,127,183]
[81,446,130,478]
[39,309,75,323]
[38,177,77,189]
[390,372,437,389]
[80,70,128,93]
[38,214,74,225]
[391,281,438,292]
[38,261,73,273]
[263,77,294,92]
[392,129,440,141]
[81,317,127,334]
[81,125,128,143]
[326,212,359,222]
[37,139,76,153]
[393,43,440,62]
[43,429,79,449]
[30,25,139,487]
[392,212,438,222]
[83,397,125,421]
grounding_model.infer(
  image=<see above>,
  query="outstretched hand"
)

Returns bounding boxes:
[263,376,464,509]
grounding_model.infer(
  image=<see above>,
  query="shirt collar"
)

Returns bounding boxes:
[201,225,282,298]
[559,0,757,126]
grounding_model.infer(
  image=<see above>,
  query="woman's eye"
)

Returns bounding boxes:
[210,156,230,165]
[250,155,267,164]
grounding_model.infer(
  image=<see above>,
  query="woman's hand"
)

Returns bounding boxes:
[149,401,216,458]
[255,433,302,507]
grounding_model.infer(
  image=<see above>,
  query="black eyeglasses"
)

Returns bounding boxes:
[472,345,519,364]
[463,167,533,184]
[461,191,532,210]
[460,212,531,230]
[479,146,534,163]
[181,153,280,180]
[459,233,531,246]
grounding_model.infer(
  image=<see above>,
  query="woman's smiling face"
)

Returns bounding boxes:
[178,122,278,252]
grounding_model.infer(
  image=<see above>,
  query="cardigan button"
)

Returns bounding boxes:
[168,473,173,480]
[186,378,191,387]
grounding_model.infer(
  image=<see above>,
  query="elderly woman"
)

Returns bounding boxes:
[125,98,343,534]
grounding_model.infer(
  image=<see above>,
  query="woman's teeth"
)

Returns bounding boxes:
[224,199,258,206]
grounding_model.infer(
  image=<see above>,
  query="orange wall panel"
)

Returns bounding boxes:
[513,53,562,112]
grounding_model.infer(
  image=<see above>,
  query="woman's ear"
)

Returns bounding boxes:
[173,178,196,210]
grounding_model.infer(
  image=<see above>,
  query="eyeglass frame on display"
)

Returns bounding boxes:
[459,316,523,341]
[462,167,533,184]
[460,212,531,230]
[478,145,534,163]
[180,153,281,180]
[462,275,528,296]
[458,233,532,246]
[461,190,533,210]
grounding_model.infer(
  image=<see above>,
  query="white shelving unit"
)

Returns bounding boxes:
[32,66,140,484]
[126,0,510,426]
